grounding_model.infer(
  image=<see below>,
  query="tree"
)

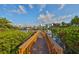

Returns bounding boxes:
[0,18,11,24]
[71,16,79,25]
[0,17,13,29]
[62,22,65,26]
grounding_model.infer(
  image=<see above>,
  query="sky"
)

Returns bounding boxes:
[0,4,79,26]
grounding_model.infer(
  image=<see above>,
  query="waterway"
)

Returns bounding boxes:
[46,30,65,49]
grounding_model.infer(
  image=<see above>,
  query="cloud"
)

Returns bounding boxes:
[37,11,55,24]
[59,4,65,10]
[38,11,73,24]
[39,4,46,12]
[38,11,55,21]
[18,5,26,13]
[46,11,55,19]
[56,14,73,23]
[8,5,27,14]
[29,4,33,9]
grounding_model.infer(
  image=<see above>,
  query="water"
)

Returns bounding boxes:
[46,30,65,49]
[20,30,29,33]
[53,36,65,49]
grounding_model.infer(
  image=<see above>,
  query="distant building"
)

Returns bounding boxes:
[53,23,60,27]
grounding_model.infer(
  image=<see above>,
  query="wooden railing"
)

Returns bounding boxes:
[19,31,40,54]
[41,31,63,54]
[19,30,63,54]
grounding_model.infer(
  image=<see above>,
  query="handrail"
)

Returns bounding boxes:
[41,31,63,54]
[19,31,40,54]
[19,30,63,54]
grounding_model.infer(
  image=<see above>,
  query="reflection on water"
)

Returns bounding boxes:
[20,30,29,33]
[47,30,65,49]
[53,35,65,49]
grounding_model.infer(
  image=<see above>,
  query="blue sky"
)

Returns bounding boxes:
[0,4,79,26]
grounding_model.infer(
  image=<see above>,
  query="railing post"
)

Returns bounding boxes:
[19,48,24,54]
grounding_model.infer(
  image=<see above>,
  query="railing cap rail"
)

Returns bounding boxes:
[19,31,40,49]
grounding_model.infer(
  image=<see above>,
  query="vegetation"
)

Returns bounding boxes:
[0,30,33,54]
[0,17,33,54]
[0,17,21,30]
[0,18,12,29]
[50,16,79,53]
[51,26,79,53]
[1,15,79,54]
[71,16,79,25]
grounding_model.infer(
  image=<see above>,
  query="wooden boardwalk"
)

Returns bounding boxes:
[19,31,63,54]
[31,33,49,54]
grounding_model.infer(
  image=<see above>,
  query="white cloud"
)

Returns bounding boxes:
[18,5,26,14]
[59,4,65,10]
[38,12,54,21]
[46,11,55,19]
[39,4,46,12]
[29,4,33,9]
[8,5,27,14]
[38,11,73,24]
[37,11,55,24]
[18,5,25,12]
[57,14,73,23]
